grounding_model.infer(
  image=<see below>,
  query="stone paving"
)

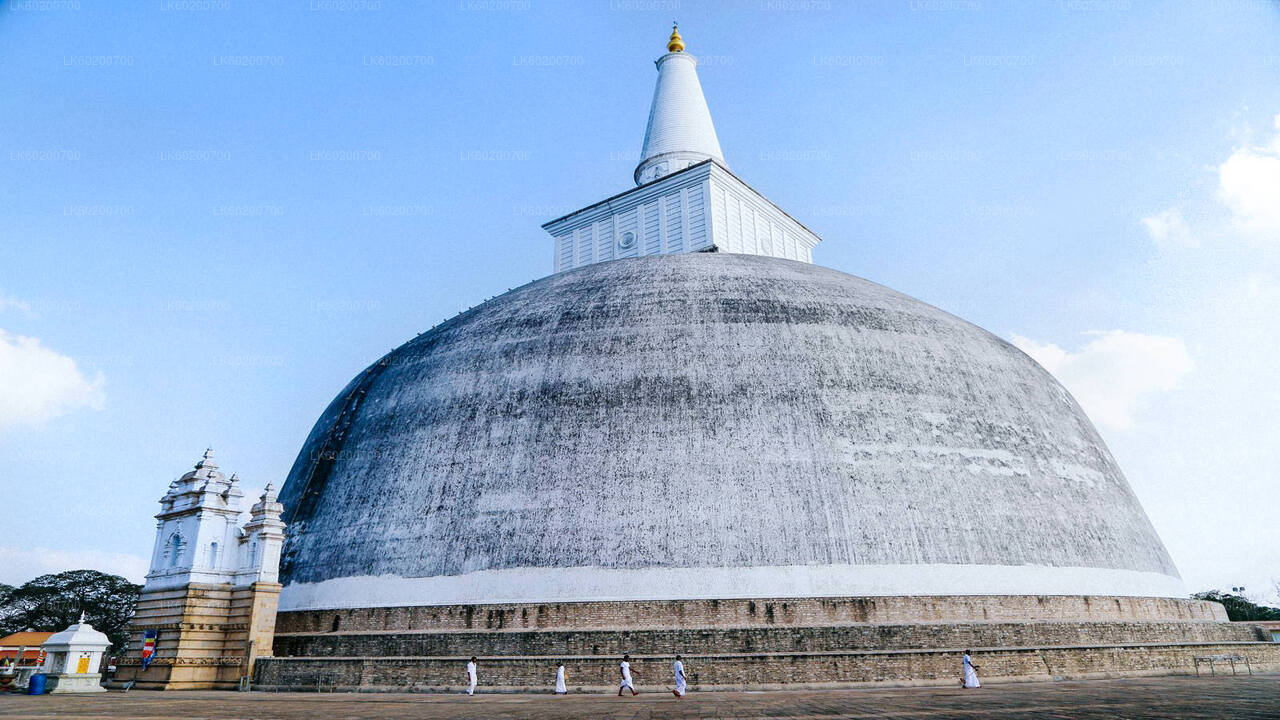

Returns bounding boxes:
[0,675,1277,719]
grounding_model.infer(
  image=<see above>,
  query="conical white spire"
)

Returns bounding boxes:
[634,25,725,185]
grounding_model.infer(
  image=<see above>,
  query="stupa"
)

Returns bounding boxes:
[254,27,1280,691]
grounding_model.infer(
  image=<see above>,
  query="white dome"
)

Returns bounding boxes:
[276,254,1181,611]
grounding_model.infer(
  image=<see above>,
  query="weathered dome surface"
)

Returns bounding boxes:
[277,254,1181,611]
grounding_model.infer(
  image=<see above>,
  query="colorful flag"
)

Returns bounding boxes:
[141,630,157,669]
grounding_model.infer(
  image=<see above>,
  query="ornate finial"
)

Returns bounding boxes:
[261,483,278,503]
[229,472,239,483]
[78,610,87,624]
[195,447,217,470]
[667,23,684,53]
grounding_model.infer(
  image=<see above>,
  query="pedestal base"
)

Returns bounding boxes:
[44,673,106,693]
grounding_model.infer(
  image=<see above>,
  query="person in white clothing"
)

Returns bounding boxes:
[555,662,567,695]
[617,654,638,696]
[961,650,981,689]
[466,656,478,695]
[672,654,687,698]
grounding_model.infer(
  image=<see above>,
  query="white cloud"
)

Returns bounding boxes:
[0,546,148,586]
[1012,330,1193,431]
[1217,113,1280,234]
[0,329,105,432]
[1141,207,1196,249]
[0,295,32,313]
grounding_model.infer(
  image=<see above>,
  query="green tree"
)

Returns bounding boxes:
[0,571,141,654]
[0,583,13,626]
[1192,590,1280,622]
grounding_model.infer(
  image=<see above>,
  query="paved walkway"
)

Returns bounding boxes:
[0,675,1277,719]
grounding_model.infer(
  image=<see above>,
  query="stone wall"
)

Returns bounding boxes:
[254,641,1280,692]
[275,595,1227,634]
[273,620,1265,659]
[256,596,1277,691]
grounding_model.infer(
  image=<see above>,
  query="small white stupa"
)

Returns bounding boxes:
[40,613,110,693]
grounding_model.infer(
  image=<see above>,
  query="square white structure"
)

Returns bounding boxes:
[543,160,822,274]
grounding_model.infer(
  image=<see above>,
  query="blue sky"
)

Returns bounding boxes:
[2,1,1278,600]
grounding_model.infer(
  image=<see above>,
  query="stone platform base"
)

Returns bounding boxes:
[256,642,1280,692]
[113,581,281,690]
[254,595,1280,690]
[44,672,106,693]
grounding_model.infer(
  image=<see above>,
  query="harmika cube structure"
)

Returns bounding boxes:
[114,450,285,690]
[254,28,1280,690]
[38,614,110,694]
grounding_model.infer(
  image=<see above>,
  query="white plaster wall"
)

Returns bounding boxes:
[550,174,709,273]
[280,563,1187,611]
[547,163,817,273]
[708,168,817,263]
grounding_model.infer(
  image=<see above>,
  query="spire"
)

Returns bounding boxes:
[634,25,725,185]
[195,447,216,469]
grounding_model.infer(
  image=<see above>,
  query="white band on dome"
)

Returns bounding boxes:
[279,562,1186,611]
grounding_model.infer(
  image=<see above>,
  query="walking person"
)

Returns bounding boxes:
[672,654,687,698]
[555,661,567,695]
[617,654,638,696]
[961,650,981,689]
[466,656,478,695]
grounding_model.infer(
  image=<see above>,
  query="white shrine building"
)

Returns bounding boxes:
[115,450,286,690]
[145,449,283,590]
[38,613,111,694]
[543,25,823,273]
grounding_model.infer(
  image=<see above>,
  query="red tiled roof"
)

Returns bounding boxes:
[0,632,54,647]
